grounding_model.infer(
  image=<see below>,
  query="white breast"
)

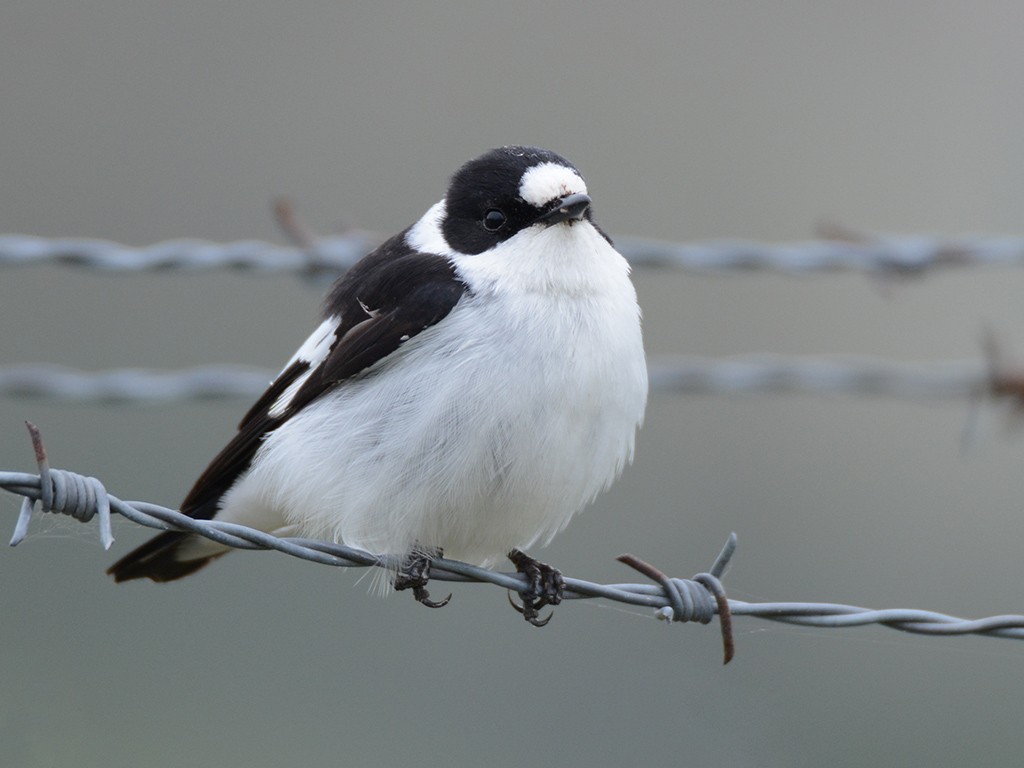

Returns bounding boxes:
[220,220,648,568]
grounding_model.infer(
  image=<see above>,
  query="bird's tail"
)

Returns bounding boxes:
[106,530,227,582]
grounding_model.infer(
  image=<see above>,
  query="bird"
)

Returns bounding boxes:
[107,145,648,624]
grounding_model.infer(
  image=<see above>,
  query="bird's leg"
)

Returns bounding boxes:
[507,549,564,627]
[393,545,452,609]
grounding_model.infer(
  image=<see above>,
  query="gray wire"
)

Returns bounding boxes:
[3,232,1024,275]
[1,467,726,618]
[0,364,272,403]
[614,234,1024,274]
[4,464,1024,644]
[0,234,374,275]
[0,357,994,404]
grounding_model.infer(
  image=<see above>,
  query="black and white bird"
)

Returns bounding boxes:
[108,146,648,624]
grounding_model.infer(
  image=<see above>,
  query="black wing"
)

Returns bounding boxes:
[107,234,466,582]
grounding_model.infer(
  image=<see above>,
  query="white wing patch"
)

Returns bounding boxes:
[277,315,339,374]
[268,315,339,418]
[268,368,316,418]
[518,163,587,208]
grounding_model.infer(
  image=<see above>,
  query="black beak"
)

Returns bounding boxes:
[535,192,592,225]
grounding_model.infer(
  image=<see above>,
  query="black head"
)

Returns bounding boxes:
[441,146,595,255]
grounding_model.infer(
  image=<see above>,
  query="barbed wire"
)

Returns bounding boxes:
[0,233,374,277]
[0,364,272,403]
[649,356,990,398]
[4,230,1024,277]
[4,424,1024,662]
[2,356,1020,404]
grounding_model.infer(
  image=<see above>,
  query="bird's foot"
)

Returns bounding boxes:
[393,546,452,609]
[507,549,563,627]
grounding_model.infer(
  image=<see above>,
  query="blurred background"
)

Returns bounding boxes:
[3,2,1024,766]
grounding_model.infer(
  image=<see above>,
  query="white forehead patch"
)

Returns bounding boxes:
[518,162,587,208]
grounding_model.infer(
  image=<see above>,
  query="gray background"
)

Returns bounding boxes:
[3,2,1024,766]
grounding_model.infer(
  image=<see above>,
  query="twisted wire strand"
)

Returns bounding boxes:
[0,357,1005,404]
[0,234,374,275]
[1,463,732,638]
[4,458,1024,648]
[3,232,1024,276]
[0,364,272,403]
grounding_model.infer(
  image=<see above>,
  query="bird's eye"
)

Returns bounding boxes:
[482,209,507,231]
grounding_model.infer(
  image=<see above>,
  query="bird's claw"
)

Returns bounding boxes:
[411,584,452,609]
[394,546,452,609]
[507,548,563,627]
[506,591,554,627]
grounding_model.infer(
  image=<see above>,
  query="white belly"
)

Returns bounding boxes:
[219,284,647,567]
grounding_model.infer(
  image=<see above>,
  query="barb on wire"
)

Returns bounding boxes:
[5,427,1024,660]
[4,355,1023,407]
[5,231,1024,276]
